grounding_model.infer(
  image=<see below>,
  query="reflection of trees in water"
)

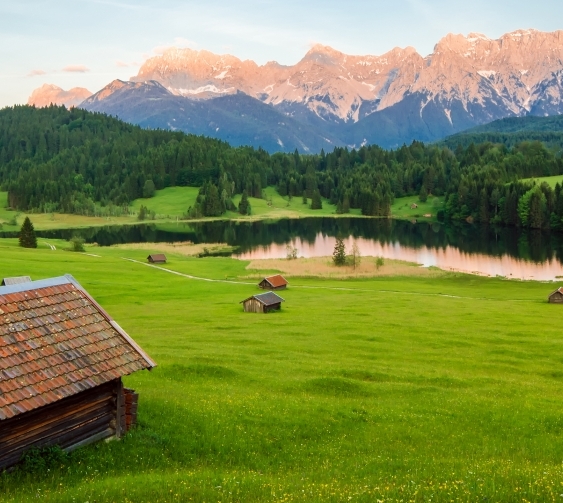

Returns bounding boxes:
[2,217,562,265]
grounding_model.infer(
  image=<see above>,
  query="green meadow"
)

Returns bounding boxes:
[1,242,563,502]
[521,174,563,188]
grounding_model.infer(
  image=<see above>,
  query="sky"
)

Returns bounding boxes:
[2,0,563,108]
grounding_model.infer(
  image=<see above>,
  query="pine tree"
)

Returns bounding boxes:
[238,191,251,215]
[419,185,428,203]
[310,190,322,210]
[332,237,346,266]
[19,217,37,248]
[342,195,350,214]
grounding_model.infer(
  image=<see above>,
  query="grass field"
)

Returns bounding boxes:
[390,195,444,220]
[521,174,563,188]
[1,188,439,233]
[1,241,563,502]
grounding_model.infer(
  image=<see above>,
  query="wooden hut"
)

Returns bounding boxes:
[147,254,167,264]
[410,203,418,209]
[0,274,156,471]
[241,292,284,313]
[258,275,288,290]
[1,276,31,286]
[548,287,563,303]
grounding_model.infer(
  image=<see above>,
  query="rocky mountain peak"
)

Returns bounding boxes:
[27,84,92,108]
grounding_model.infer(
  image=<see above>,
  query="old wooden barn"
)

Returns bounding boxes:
[258,275,288,290]
[147,254,167,264]
[241,292,285,313]
[548,287,563,303]
[0,274,156,471]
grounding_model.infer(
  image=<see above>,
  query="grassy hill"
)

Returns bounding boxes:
[1,241,563,501]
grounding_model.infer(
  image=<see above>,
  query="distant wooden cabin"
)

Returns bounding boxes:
[147,254,167,264]
[0,274,156,471]
[1,276,31,286]
[241,292,284,313]
[258,275,288,290]
[410,203,418,209]
[548,287,563,303]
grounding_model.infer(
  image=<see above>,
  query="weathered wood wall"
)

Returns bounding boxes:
[0,379,121,471]
[242,298,265,313]
[549,292,563,303]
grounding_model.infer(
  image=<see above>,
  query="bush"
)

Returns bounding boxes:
[69,235,85,252]
[20,445,69,474]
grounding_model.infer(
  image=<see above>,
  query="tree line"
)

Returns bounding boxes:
[2,105,563,230]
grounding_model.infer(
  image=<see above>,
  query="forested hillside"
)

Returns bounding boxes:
[441,114,563,150]
[2,105,563,230]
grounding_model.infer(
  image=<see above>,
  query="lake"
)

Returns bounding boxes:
[5,218,563,281]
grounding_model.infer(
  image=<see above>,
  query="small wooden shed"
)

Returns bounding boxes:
[241,292,284,313]
[410,203,418,209]
[258,275,288,290]
[0,274,156,471]
[548,287,563,303]
[147,254,167,264]
[1,276,32,286]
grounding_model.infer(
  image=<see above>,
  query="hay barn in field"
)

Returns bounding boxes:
[147,254,167,264]
[0,274,156,471]
[548,287,563,303]
[258,275,288,290]
[241,292,284,313]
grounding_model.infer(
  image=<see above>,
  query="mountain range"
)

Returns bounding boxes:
[28,29,563,152]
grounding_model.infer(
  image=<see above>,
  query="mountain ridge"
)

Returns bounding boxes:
[28,28,563,151]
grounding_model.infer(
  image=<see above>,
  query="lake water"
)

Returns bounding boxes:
[4,218,563,281]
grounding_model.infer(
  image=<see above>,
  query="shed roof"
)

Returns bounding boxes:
[148,254,166,262]
[262,275,288,288]
[0,275,156,421]
[549,287,563,297]
[241,292,285,306]
[1,276,32,286]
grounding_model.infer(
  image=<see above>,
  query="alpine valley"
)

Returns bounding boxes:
[29,29,563,152]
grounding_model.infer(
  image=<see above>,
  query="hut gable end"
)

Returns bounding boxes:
[548,287,563,303]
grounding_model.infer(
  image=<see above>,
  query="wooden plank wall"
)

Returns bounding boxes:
[0,380,119,471]
[243,298,264,313]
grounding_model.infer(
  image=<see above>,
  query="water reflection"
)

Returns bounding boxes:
[3,218,563,280]
[237,234,563,281]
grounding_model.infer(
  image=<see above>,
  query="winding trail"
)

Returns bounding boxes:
[43,241,56,251]
[121,257,533,302]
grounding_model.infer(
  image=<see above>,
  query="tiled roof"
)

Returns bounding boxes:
[263,275,288,288]
[0,275,156,421]
[241,292,285,306]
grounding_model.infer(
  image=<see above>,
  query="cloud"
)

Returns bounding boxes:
[26,69,47,77]
[62,65,90,73]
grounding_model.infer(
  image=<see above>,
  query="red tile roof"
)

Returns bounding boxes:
[0,275,156,421]
[263,275,288,288]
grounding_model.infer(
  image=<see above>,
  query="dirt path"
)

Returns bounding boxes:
[121,257,533,302]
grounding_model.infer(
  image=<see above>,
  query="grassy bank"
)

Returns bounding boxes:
[1,242,563,502]
[0,187,439,232]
